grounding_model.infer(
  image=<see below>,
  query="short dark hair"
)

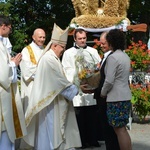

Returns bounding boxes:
[73,28,86,39]
[0,15,11,26]
[106,29,126,51]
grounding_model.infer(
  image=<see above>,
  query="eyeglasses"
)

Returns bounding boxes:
[7,26,12,33]
[59,44,65,49]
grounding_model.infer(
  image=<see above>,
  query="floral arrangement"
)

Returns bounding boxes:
[78,68,95,80]
[130,84,150,119]
[125,40,150,70]
[74,48,100,89]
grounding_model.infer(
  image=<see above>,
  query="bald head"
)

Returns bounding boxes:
[100,31,110,53]
[32,28,46,47]
[100,31,108,40]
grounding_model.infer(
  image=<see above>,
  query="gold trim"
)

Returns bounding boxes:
[26,91,56,126]
[26,45,37,64]
[11,84,23,138]
[2,115,4,121]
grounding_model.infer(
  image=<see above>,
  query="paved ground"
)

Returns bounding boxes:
[77,119,150,150]
[17,117,150,150]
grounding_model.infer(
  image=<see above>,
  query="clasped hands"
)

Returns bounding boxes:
[11,53,22,66]
[80,83,94,94]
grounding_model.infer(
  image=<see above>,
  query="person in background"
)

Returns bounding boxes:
[19,28,46,149]
[20,28,46,112]
[94,31,120,150]
[62,28,101,148]
[101,29,132,150]
[24,23,81,150]
[0,14,26,150]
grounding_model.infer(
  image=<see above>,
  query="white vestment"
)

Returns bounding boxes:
[2,37,12,53]
[24,49,81,150]
[20,41,44,112]
[0,41,27,149]
[62,46,101,106]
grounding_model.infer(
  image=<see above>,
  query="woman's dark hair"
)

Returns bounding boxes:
[106,29,126,51]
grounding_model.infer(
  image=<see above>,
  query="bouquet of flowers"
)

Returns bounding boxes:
[74,48,100,89]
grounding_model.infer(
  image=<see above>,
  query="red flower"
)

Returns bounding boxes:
[125,40,150,70]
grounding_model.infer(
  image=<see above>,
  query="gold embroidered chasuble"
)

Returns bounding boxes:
[25,49,81,149]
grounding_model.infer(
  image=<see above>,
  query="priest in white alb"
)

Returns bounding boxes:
[0,15,27,150]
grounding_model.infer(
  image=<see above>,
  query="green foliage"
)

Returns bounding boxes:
[131,84,150,119]
[10,29,28,53]
[4,0,75,52]
[127,0,150,25]
[0,1,11,15]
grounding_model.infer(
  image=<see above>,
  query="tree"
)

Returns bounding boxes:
[127,0,150,25]
[1,0,150,52]
[7,0,75,52]
[0,0,10,15]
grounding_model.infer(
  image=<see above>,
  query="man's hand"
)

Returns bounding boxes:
[11,53,22,66]
[80,84,94,94]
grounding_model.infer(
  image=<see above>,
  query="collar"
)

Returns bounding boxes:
[104,50,112,58]
[32,41,45,49]
[74,44,87,49]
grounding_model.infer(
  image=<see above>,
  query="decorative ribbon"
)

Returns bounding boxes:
[11,84,23,138]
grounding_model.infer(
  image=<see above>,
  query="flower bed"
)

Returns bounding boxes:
[125,40,150,71]
[130,84,150,120]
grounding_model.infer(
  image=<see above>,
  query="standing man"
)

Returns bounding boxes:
[24,23,81,150]
[0,15,26,150]
[20,28,46,112]
[62,28,101,148]
[94,31,120,150]
[19,28,46,149]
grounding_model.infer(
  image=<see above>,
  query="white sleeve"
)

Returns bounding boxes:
[9,61,18,83]
[60,84,78,101]
[62,50,76,83]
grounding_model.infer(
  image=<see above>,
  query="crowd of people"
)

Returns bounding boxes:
[0,14,132,150]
